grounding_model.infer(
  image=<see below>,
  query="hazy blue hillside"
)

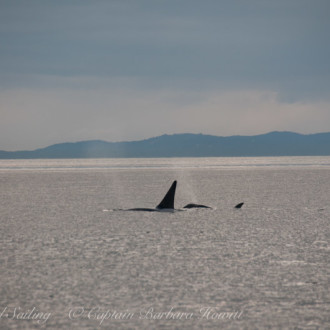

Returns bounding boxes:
[1,131,330,158]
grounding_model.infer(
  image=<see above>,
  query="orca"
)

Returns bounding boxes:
[235,202,244,209]
[112,180,214,212]
[127,180,177,212]
[183,203,212,209]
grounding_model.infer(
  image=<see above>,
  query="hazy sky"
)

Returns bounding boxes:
[1,0,329,150]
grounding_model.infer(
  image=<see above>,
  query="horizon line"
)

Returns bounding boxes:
[1,130,330,153]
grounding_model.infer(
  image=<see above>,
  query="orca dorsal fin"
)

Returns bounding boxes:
[156,180,177,209]
[235,202,244,209]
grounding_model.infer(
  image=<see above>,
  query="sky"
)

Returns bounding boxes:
[0,0,329,150]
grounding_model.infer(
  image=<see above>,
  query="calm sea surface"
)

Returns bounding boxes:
[1,157,330,329]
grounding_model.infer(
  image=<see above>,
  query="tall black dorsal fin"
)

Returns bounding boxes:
[156,180,177,209]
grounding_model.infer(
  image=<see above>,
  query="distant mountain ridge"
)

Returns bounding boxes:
[1,131,330,158]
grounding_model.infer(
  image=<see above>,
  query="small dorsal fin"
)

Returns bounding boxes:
[156,180,177,209]
[235,202,244,209]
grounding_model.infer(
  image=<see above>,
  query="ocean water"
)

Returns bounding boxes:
[0,157,329,329]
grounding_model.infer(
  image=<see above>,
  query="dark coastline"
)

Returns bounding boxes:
[1,131,330,159]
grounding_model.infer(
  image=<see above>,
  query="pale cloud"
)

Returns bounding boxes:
[1,81,329,150]
[178,90,330,135]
